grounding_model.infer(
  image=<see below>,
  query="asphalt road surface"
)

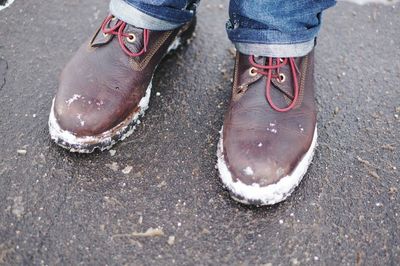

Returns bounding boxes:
[0,0,399,265]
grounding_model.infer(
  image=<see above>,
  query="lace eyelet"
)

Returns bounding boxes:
[126,33,136,43]
[103,33,109,38]
[277,73,286,83]
[249,67,258,77]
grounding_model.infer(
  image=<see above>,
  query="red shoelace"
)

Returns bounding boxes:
[101,15,150,57]
[249,55,299,112]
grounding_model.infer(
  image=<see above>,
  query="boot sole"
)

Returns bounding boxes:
[48,20,196,153]
[217,126,318,206]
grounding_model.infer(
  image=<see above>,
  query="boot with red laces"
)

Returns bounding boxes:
[49,15,196,152]
[217,50,317,206]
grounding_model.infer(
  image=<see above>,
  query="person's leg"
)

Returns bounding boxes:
[48,0,197,152]
[217,0,335,206]
[227,0,335,57]
[110,0,198,30]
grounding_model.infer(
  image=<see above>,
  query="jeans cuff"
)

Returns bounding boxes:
[234,39,315,58]
[109,0,183,30]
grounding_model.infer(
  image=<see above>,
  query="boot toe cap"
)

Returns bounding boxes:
[53,92,130,137]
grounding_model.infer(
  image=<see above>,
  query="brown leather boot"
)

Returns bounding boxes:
[217,50,317,206]
[49,15,196,153]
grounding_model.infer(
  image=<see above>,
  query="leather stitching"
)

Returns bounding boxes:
[232,54,263,102]
[129,31,173,71]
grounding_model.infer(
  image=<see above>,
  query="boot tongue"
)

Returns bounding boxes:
[237,53,299,100]
[270,57,303,100]
[90,18,146,55]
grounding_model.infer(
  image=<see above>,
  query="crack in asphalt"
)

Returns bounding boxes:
[0,58,8,90]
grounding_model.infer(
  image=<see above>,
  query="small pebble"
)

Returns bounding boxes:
[334,107,340,115]
[122,166,133,174]
[167,236,175,245]
[17,149,27,155]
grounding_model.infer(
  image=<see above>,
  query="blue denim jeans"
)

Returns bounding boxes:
[109,0,336,57]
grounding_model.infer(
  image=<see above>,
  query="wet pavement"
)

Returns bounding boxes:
[0,0,399,265]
